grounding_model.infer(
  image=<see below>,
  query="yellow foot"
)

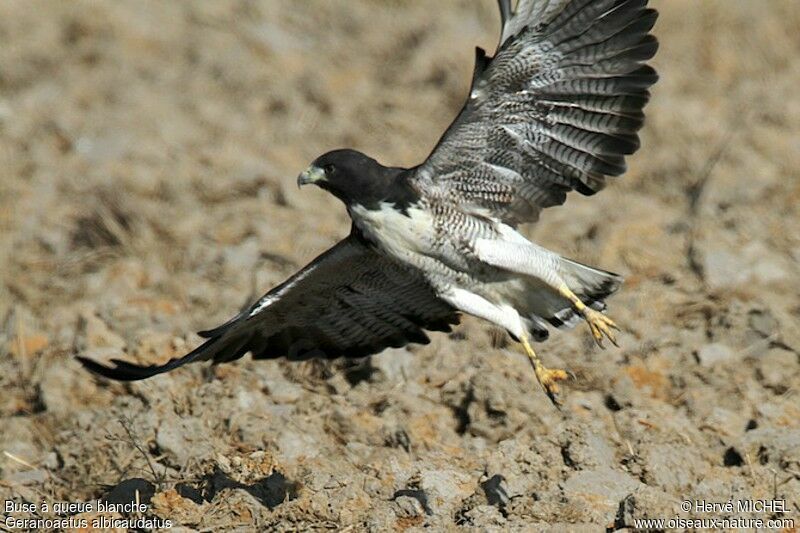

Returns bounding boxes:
[521,335,570,405]
[557,283,621,349]
[536,366,570,403]
[583,308,620,348]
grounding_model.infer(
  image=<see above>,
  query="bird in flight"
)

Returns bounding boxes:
[80,0,658,404]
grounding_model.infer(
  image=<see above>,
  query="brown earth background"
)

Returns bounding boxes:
[1,0,799,530]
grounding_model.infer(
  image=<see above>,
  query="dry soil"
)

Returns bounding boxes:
[1,1,799,531]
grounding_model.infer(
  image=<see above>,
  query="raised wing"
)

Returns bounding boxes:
[78,231,459,381]
[413,0,658,225]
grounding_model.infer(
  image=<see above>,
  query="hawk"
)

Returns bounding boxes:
[80,0,659,404]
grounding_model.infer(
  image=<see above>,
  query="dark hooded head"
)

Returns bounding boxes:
[297,149,417,210]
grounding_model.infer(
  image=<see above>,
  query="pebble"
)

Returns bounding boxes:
[419,469,474,513]
[757,349,798,390]
[562,468,642,522]
[156,416,214,466]
[464,504,506,527]
[748,309,780,338]
[275,430,320,462]
[696,342,736,367]
[393,494,427,518]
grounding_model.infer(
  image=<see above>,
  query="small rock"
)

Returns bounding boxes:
[696,343,736,367]
[419,469,474,510]
[757,349,797,391]
[393,489,432,517]
[748,309,780,338]
[156,416,214,467]
[464,504,506,527]
[275,430,320,463]
[394,495,427,518]
[42,452,59,470]
[562,468,642,523]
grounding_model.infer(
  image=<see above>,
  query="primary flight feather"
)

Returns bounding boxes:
[80,0,658,404]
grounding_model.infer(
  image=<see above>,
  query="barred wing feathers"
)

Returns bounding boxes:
[414,0,658,225]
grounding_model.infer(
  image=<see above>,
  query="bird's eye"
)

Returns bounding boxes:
[323,164,335,174]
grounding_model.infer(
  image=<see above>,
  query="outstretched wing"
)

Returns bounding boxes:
[412,0,658,225]
[78,231,459,381]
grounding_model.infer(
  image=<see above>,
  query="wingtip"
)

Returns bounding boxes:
[76,355,146,381]
[77,355,176,381]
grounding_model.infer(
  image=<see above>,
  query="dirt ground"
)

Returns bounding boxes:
[2,0,799,531]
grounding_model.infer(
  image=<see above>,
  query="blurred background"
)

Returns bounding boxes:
[1,0,798,529]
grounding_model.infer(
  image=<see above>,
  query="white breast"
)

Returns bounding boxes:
[350,203,434,259]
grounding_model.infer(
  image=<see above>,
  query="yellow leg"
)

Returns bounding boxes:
[520,334,569,405]
[558,283,620,348]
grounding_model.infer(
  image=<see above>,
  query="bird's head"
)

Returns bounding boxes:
[297,149,412,208]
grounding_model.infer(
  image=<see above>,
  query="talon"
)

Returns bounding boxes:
[583,308,619,348]
[538,367,569,404]
[557,283,621,348]
[520,335,570,405]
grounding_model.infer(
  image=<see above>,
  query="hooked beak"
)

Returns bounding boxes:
[297,165,326,188]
